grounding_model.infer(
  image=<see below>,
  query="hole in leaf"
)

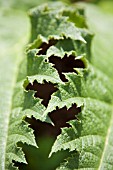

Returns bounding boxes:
[49,55,85,82]
[26,80,57,107]
[15,105,81,170]
[14,143,70,170]
[38,39,58,55]
[26,104,80,139]
[49,104,80,135]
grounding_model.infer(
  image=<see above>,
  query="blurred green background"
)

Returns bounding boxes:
[0,0,113,11]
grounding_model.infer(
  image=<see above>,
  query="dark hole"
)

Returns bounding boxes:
[26,104,81,140]
[49,104,81,135]
[15,105,81,170]
[13,142,71,170]
[49,55,85,82]
[26,80,57,107]
[38,39,57,55]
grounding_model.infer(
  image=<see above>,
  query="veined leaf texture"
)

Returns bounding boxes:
[0,1,113,169]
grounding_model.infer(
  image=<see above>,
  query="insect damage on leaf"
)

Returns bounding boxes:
[14,2,92,169]
[26,104,81,139]
[19,104,81,170]
[26,80,58,107]
[49,55,86,82]
[37,39,58,55]
[5,1,109,170]
[15,2,93,169]
[2,0,113,170]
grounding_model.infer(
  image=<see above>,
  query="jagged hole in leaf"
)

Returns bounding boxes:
[26,80,57,107]
[27,104,81,139]
[15,105,80,170]
[49,55,85,82]
[38,39,58,55]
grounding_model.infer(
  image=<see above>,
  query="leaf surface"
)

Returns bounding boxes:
[0,6,30,170]
[1,1,113,170]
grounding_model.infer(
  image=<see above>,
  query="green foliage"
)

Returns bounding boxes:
[0,1,113,170]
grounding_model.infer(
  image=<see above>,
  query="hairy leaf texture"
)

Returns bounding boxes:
[0,1,113,170]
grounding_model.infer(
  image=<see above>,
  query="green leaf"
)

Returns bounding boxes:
[24,49,62,84]
[1,1,113,170]
[0,6,35,170]
[27,2,113,169]
[85,4,113,79]
[29,2,86,43]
